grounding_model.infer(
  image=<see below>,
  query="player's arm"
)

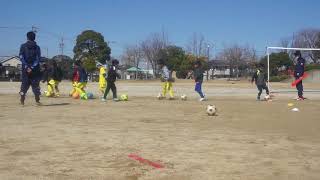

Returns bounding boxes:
[19,45,27,67]
[251,71,257,83]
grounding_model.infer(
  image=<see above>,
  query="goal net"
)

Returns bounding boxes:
[266,47,320,93]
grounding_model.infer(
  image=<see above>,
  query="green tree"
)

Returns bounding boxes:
[51,55,74,79]
[260,52,292,76]
[158,45,186,71]
[157,46,210,79]
[73,30,111,71]
[178,54,208,79]
[82,55,97,73]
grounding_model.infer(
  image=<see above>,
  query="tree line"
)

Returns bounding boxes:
[46,28,320,80]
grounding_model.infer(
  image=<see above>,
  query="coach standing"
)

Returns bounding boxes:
[293,50,306,100]
[19,31,42,105]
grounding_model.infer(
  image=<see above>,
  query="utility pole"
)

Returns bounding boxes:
[207,44,211,81]
[59,37,64,56]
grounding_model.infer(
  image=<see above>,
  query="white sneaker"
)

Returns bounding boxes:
[199,98,206,101]
[113,98,119,102]
[101,98,106,102]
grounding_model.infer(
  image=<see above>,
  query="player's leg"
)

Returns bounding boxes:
[257,85,263,100]
[31,78,41,103]
[103,82,111,100]
[263,84,270,95]
[195,82,205,99]
[54,81,60,97]
[296,80,303,99]
[162,82,167,97]
[110,82,118,100]
[99,82,106,96]
[20,76,30,105]
[77,82,87,99]
[167,82,174,99]
[70,82,77,96]
[47,79,55,97]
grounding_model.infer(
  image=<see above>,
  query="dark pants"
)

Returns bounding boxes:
[295,77,303,97]
[103,81,117,99]
[257,84,269,98]
[195,82,204,98]
[20,73,41,102]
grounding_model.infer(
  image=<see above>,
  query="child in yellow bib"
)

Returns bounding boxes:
[158,59,174,99]
[98,64,107,96]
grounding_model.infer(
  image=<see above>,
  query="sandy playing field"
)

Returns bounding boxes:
[0,80,320,180]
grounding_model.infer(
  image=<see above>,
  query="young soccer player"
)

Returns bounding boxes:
[98,64,107,97]
[293,50,306,100]
[44,60,63,97]
[70,60,88,99]
[19,31,42,105]
[158,59,174,100]
[102,59,121,102]
[251,63,269,100]
[193,60,206,101]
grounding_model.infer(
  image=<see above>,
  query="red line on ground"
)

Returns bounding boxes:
[128,154,164,169]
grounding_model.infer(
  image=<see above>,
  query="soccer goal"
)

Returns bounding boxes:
[266,46,320,93]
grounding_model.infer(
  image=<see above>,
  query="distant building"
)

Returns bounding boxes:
[209,60,231,78]
[0,56,47,81]
[0,56,21,69]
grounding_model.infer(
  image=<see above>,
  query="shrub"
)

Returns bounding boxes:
[270,75,290,82]
[305,64,320,71]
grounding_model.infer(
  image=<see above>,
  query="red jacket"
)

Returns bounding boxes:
[72,68,80,82]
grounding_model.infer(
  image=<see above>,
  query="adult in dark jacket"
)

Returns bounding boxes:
[293,50,306,100]
[102,59,121,102]
[251,63,269,100]
[19,31,41,105]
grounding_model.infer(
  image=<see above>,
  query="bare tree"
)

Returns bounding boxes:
[186,32,207,57]
[292,28,320,63]
[218,44,257,78]
[140,32,168,76]
[279,37,291,53]
[122,45,143,79]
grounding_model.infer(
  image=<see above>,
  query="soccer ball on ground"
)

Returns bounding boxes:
[206,105,217,116]
[86,92,94,99]
[72,92,80,99]
[120,94,129,101]
[264,95,271,101]
[180,94,187,101]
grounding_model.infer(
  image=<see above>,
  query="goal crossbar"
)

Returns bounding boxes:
[266,46,320,92]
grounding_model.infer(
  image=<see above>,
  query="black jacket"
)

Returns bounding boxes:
[106,65,121,82]
[294,57,305,77]
[252,69,267,86]
[193,67,204,82]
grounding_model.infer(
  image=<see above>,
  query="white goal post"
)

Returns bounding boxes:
[266,47,320,92]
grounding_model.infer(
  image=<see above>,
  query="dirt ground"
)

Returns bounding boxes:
[0,80,320,180]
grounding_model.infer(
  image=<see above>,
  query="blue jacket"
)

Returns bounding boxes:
[19,41,41,77]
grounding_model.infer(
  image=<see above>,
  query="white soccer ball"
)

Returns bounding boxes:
[180,94,187,101]
[206,105,217,116]
[264,95,271,101]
